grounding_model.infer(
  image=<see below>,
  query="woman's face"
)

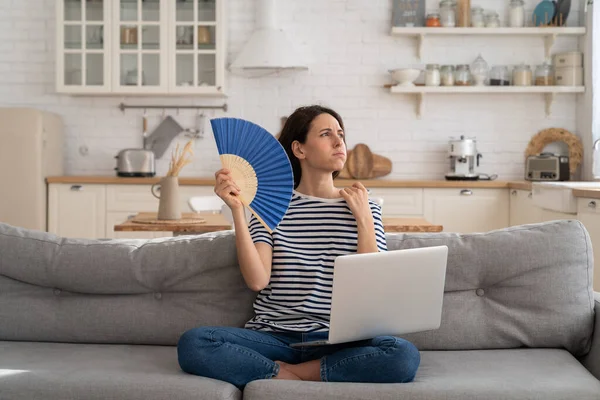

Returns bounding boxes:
[294,113,347,172]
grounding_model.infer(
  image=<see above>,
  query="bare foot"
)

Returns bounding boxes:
[273,361,302,380]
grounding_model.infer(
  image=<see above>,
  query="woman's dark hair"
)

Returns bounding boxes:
[278,105,346,188]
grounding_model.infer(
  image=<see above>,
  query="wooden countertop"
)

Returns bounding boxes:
[572,188,600,200]
[46,176,532,189]
[114,212,443,233]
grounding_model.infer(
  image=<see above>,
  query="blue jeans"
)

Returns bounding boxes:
[177,326,420,389]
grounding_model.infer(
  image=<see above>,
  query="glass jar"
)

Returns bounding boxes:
[513,63,533,86]
[535,62,554,86]
[425,64,441,86]
[441,65,455,86]
[471,54,489,85]
[489,65,510,86]
[439,0,456,27]
[471,6,485,27]
[485,11,500,27]
[509,0,525,27]
[426,13,442,27]
[455,64,471,86]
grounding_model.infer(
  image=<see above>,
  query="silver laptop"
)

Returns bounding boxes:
[289,245,448,348]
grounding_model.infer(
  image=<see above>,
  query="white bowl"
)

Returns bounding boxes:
[389,68,421,86]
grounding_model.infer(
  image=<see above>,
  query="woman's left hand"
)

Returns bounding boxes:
[339,182,373,222]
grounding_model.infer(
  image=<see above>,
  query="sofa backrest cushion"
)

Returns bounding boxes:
[0,220,594,356]
[0,224,255,345]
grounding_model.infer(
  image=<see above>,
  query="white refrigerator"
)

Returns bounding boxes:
[0,108,64,231]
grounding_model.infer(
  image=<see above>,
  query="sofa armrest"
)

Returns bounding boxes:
[581,292,600,380]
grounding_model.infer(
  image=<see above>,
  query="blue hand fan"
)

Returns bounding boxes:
[211,118,294,233]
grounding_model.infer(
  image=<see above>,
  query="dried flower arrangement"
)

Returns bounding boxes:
[167,139,194,177]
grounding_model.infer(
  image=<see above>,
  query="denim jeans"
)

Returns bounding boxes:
[177,326,421,389]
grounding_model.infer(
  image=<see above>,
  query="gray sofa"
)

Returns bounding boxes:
[1,219,599,400]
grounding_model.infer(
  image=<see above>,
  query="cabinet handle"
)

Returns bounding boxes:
[588,201,597,209]
[460,189,473,196]
[528,192,532,198]
[70,185,83,191]
[511,190,517,196]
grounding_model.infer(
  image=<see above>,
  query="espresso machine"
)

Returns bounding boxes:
[445,135,483,180]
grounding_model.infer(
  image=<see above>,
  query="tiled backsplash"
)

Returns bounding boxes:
[0,0,588,180]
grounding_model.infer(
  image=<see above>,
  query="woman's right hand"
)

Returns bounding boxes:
[214,168,243,211]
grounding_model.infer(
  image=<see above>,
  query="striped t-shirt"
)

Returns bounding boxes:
[244,190,387,333]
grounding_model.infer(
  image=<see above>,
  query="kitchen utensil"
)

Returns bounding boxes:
[338,147,392,179]
[347,144,374,179]
[151,176,181,220]
[532,0,556,26]
[389,68,421,86]
[144,116,184,159]
[114,148,156,177]
[210,117,294,233]
[552,0,570,26]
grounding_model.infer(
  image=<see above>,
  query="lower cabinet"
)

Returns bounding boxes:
[423,188,510,233]
[48,184,106,239]
[509,189,543,226]
[48,183,215,239]
[577,197,600,291]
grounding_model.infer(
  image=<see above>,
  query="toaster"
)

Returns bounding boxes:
[115,149,156,177]
[525,153,569,181]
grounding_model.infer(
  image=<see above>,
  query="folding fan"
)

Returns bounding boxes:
[211,117,294,233]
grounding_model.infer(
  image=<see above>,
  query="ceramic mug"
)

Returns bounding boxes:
[151,176,182,220]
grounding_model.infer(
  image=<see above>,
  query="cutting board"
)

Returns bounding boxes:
[339,144,392,179]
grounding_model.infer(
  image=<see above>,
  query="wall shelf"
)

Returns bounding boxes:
[390,27,586,60]
[388,85,585,118]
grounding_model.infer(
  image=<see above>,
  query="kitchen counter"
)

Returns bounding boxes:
[46,176,533,189]
[572,188,600,200]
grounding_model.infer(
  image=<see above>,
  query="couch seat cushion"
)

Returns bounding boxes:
[244,349,600,400]
[0,341,239,400]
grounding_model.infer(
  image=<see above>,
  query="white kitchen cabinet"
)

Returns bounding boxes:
[56,0,226,95]
[538,208,577,221]
[509,189,543,226]
[423,188,509,233]
[56,0,112,93]
[366,188,423,217]
[577,198,600,291]
[48,184,106,239]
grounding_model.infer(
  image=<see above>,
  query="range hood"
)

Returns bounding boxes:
[229,0,309,77]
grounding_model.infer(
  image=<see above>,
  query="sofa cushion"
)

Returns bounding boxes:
[0,220,595,355]
[244,349,600,400]
[0,341,240,400]
[391,220,595,356]
[0,223,256,345]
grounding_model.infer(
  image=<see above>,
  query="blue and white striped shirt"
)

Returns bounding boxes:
[244,190,387,333]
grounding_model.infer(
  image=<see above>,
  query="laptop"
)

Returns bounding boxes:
[289,245,448,348]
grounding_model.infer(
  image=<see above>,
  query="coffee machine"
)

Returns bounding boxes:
[445,135,482,180]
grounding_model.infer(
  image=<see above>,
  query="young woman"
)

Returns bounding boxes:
[177,105,420,389]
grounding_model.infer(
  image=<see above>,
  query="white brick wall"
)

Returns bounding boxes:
[0,0,589,180]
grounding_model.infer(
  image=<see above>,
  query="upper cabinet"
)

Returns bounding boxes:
[56,0,226,96]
